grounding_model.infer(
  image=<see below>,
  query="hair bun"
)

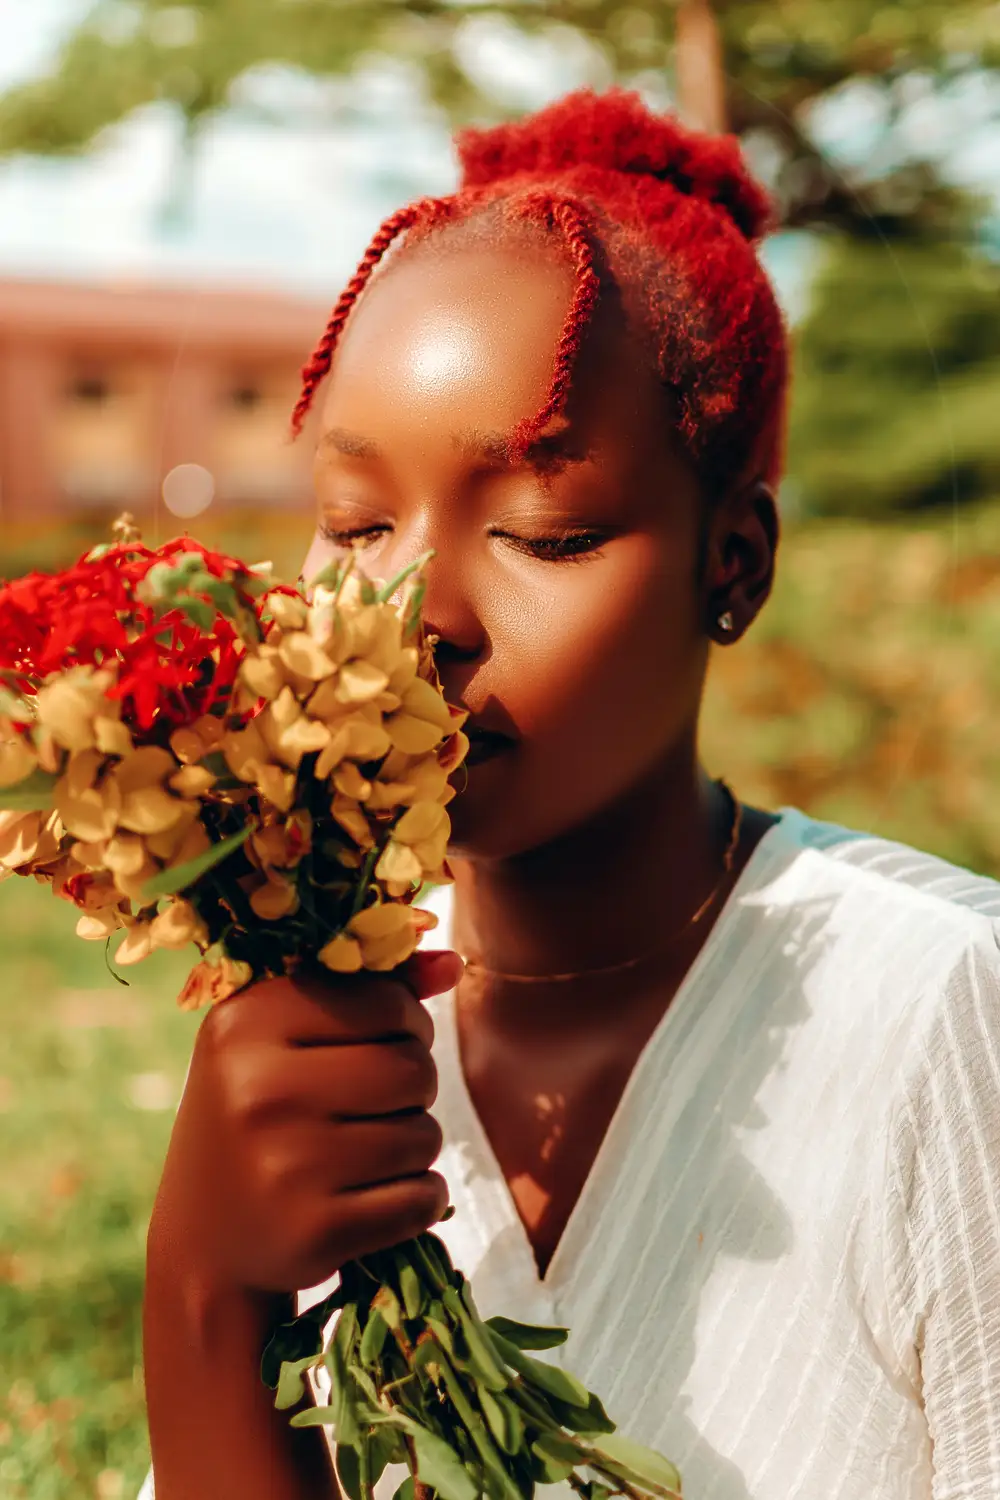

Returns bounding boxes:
[456,88,773,242]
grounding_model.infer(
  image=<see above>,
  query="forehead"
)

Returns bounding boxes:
[321,242,579,436]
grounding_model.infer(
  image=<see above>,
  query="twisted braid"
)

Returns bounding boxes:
[291,197,452,436]
[507,194,601,458]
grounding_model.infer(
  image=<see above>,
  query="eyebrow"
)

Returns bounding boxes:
[455,422,580,466]
[319,422,582,467]
[320,427,383,460]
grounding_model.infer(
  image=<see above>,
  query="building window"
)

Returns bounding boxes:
[229,383,263,411]
[67,372,113,405]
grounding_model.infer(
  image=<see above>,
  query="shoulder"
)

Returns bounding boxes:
[771,805,1000,965]
[746,808,1000,1080]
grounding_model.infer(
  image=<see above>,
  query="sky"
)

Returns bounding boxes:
[0,5,997,319]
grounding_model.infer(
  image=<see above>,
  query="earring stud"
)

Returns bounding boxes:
[717,609,735,634]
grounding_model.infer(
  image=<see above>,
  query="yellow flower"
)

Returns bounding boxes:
[150,899,208,950]
[103,833,151,878]
[331,793,374,850]
[335,659,391,706]
[35,666,115,753]
[376,802,450,895]
[277,631,336,683]
[94,715,133,758]
[375,840,422,895]
[221,719,270,782]
[116,921,157,966]
[0,810,49,868]
[76,909,124,941]
[169,715,225,765]
[249,876,300,921]
[54,749,122,842]
[114,747,193,835]
[333,763,371,802]
[148,816,210,867]
[65,871,122,912]
[257,763,297,813]
[70,838,109,870]
[238,645,286,702]
[177,954,253,1011]
[384,677,455,755]
[250,811,312,871]
[169,764,216,798]
[312,710,391,780]
[348,901,420,971]
[317,932,363,973]
[266,593,308,631]
[0,733,37,789]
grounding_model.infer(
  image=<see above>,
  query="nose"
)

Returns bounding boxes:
[418,555,487,670]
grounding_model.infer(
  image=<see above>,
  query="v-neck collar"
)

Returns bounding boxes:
[425,810,796,1296]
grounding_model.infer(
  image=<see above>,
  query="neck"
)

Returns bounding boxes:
[449,741,731,995]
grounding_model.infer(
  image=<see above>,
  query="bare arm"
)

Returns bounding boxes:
[144,1250,336,1500]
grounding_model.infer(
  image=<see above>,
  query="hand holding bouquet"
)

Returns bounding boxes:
[0,518,682,1500]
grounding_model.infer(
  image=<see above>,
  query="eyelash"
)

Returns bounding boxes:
[317,523,606,565]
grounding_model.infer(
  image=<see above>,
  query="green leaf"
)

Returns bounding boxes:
[443,1285,506,1391]
[546,1390,615,1436]
[591,1433,682,1497]
[392,1480,416,1500]
[485,1316,569,1352]
[478,1388,523,1457]
[359,1306,389,1365]
[290,1405,340,1427]
[260,1308,325,1389]
[337,1440,364,1500]
[376,549,435,605]
[532,1431,580,1466]
[141,824,250,900]
[489,1333,590,1409]
[529,1444,573,1485]
[175,596,217,630]
[412,1426,479,1500]
[399,1261,424,1320]
[275,1353,323,1411]
[0,767,58,811]
[326,1306,360,1447]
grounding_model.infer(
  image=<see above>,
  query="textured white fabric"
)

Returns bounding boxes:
[139,808,1000,1499]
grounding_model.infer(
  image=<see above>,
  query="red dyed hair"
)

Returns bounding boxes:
[292,89,788,494]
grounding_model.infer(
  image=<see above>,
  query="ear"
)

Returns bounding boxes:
[701,480,779,643]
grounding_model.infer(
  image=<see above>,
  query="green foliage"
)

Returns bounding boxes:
[1,1,998,232]
[787,234,1000,516]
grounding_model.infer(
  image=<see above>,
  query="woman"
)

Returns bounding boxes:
[141,90,1000,1499]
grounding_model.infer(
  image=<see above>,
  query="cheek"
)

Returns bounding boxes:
[492,541,702,742]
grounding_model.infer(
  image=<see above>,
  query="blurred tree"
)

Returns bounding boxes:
[0,0,997,234]
[787,229,1000,515]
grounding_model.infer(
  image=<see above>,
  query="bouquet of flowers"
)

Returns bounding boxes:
[0,516,682,1500]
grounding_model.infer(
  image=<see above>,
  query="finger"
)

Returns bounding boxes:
[329,1113,444,1192]
[327,1173,450,1265]
[252,1037,438,1121]
[231,972,434,1050]
[398,950,465,1002]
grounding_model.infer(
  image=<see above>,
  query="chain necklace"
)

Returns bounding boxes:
[460,778,743,985]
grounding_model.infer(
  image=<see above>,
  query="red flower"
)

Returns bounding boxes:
[0,536,268,732]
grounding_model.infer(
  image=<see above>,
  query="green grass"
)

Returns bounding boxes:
[0,877,198,1499]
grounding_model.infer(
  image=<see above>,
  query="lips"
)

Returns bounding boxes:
[463,727,516,768]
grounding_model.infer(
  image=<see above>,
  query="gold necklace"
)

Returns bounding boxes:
[461,778,743,985]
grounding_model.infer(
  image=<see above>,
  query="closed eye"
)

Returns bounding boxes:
[317,522,391,549]
[489,529,609,563]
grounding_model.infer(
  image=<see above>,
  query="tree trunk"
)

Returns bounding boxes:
[675,0,727,135]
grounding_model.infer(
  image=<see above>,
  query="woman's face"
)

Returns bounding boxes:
[302,239,719,861]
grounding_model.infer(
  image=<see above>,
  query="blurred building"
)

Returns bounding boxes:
[0,276,327,525]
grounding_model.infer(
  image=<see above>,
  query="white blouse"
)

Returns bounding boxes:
[140,808,1000,1499]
